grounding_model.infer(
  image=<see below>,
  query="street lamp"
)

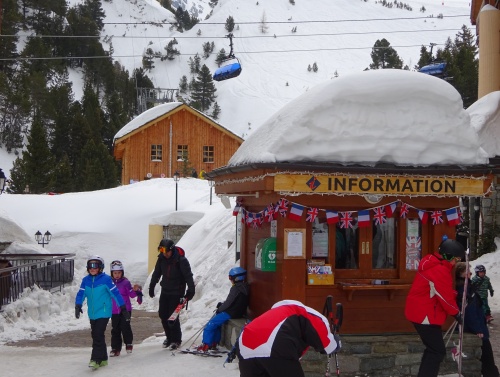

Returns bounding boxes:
[208,180,215,205]
[0,168,6,194]
[173,171,180,211]
[35,230,52,248]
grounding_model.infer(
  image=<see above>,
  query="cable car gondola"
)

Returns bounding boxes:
[213,33,242,82]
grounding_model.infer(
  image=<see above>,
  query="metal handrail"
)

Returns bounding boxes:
[0,253,75,311]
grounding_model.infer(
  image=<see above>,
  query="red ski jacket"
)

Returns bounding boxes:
[405,252,459,326]
[238,300,338,360]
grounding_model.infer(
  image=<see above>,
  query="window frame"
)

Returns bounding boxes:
[203,145,214,163]
[151,144,163,161]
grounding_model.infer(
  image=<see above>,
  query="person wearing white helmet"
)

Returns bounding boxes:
[109,260,143,357]
[75,255,130,370]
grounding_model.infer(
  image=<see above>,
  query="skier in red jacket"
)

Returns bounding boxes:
[405,239,465,377]
[236,299,341,377]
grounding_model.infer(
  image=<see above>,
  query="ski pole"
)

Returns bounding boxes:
[457,248,470,376]
[323,295,334,377]
[332,302,343,376]
[172,312,216,355]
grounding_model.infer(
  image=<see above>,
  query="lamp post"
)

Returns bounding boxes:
[0,168,6,194]
[173,171,180,211]
[209,180,215,205]
[35,230,52,248]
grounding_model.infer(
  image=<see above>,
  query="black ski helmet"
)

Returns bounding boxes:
[474,264,486,274]
[438,239,465,261]
[158,238,175,252]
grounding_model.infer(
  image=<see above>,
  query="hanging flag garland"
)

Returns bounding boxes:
[236,197,462,228]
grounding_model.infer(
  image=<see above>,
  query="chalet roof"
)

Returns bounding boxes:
[113,102,243,143]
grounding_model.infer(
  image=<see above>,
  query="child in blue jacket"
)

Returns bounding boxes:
[75,255,130,370]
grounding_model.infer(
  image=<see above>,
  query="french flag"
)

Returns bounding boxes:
[326,210,339,224]
[445,208,461,226]
[418,210,428,224]
[385,202,397,217]
[357,210,370,227]
[288,203,304,221]
[232,202,241,216]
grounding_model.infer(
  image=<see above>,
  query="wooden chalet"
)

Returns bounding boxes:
[470,0,500,99]
[113,103,243,185]
[207,70,499,335]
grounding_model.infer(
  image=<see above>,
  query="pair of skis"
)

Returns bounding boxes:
[323,295,343,377]
[168,298,188,322]
[456,248,470,376]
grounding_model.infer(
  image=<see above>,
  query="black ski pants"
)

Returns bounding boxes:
[90,317,110,362]
[159,293,182,343]
[481,339,500,377]
[239,357,305,377]
[111,311,133,351]
[413,323,446,377]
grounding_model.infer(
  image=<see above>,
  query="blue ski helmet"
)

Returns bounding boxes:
[229,267,247,282]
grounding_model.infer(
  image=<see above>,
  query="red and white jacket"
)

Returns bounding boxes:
[405,252,459,326]
[238,300,338,360]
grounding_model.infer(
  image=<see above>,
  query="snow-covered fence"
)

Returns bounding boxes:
[0,254,75,311]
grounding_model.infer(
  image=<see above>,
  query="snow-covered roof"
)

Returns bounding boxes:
[228,69,490,167]
[467,91,500,158]
[114,102,183,140]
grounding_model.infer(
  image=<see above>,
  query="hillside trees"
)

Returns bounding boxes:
[369,38,403,69]
[225,16,235,32]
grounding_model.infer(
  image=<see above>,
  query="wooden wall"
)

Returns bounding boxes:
[114,107,242,185]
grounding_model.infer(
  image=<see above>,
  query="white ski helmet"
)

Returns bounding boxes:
[87,255,104,272]
[110,260,124,273]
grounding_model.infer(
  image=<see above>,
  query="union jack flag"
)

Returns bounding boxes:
[276,199,289,217]
[264,204,275,222]
[400,203,409,219]
[306,207,318,222]
[340,212,354,229]
[252,213,263,228]
[430,211,443,225]
[373,207,387,225]
[458,207,464,223]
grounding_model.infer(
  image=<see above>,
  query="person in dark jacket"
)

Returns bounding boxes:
[75,255,129,370]
[148,239,195,350]
[455,262,499,377]
[196,267,250,352]
[404,239,465,377]
[236,299,341,377]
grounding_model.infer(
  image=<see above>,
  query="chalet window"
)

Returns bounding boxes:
[151,144,162,161]
[336,221,359,269]
[177,145,188,161]
[203,145,214,163]
[372,219,396,269]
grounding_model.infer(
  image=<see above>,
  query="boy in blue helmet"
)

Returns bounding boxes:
[196,266,250,352]
[75,255,130,370]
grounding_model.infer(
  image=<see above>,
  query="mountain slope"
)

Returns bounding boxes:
[69,0,472,138]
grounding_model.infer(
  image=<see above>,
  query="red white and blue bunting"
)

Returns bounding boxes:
[233,199,463,229]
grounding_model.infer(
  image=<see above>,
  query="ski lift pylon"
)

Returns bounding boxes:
[213,33,242,82]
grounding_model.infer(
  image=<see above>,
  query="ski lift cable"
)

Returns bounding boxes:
[0,43,450,62]
[1,28,462,40]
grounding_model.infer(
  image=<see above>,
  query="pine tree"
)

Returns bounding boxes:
[22,112,55,194]
[215,49,227,67]
[190,65,217,112]
[312,62,318,72]
[189,54,201,74]
[142,48,156,71]
[416,45,433,69]
[259,11,269,33]
[164,38,180,60]
[369,39,403,69]
[179,75,189,93]
[52,153,74,193]
[225,16,235,32]
[211,102,221,119]
[7,157,28,194]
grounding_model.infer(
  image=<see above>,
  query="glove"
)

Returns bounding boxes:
[75,305,83,319]
[454,312,463,325]
[491,291,494,297]
[184,290,195,301]
[216,302,223,309]
[120,305,131,322]
[136,290,143,305]
[149,286,155,298]
[331,334,342,354]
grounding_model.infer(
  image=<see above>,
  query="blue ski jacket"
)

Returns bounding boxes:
[75,272,124,320]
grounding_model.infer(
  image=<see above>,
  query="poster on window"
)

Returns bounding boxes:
[406,219,421,270]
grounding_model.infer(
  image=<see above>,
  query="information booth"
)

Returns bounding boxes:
[207,70,498,337]
[209,166,493,334]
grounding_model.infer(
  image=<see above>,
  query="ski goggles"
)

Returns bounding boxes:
[158,246,172,253]
[442,254,462,262]
[87,261,101,269]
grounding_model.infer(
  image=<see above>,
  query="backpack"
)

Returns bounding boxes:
[175,246,186,257]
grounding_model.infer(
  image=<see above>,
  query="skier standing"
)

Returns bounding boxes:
[471,264,495,323]
[197,267,249,352]
[455,262,499,377]
[404,239,465,377]
[109,260,143,356]
[75,255,130,370]
[236,299,341,377]
[148,239,195,350]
